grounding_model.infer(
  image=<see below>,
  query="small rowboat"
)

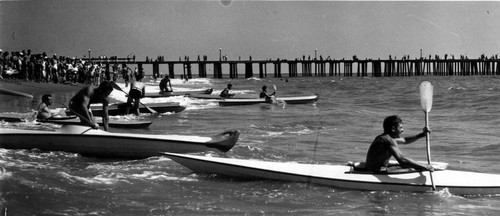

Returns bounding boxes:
[144,88,213,98]
[162,153,500,196]
[218,95,319,106]
[67,102,187,116]
[0,125,239,159]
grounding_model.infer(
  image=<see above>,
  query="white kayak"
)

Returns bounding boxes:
[0,125,239,159]
[219,95,319,106]
[162,153,500,196]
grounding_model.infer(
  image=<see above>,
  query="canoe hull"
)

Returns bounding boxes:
[0,113,150,128]
[81,102,186,116]
[43,118,153,129]
[163,153,500,196]
[144,88,213,98]
[0,126,239,159]
[218,95,319,106]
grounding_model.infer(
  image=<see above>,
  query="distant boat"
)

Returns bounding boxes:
[219,95,319,106]
[144,88,213,98]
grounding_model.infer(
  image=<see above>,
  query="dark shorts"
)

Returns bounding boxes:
[129,89,142,99]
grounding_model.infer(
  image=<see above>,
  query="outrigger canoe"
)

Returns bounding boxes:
[218,95,319,106]
[162,153,500,196]
[0,125,239,159]
[66,102,186,116]
[0,113,152,128]
[144,88,213,98]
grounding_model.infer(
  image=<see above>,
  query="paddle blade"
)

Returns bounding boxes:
[419,81,433,112]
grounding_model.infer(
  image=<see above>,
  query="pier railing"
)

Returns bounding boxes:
[89,57,500,79]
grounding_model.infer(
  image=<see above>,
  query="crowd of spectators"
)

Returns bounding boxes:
[0,49,128,85]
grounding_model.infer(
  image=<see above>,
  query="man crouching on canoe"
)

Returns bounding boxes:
[364,115,434,173]
[69,81,114,131]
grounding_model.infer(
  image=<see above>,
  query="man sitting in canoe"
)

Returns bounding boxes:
[159,74,173,93]
[220,84,235,98]
[69,81,114,131]
[259,85,276,103]
[37,94,64,121]
[126,73,146,116]
[364,115,434,173]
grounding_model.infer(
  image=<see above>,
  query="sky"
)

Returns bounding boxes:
[2,0,500,61]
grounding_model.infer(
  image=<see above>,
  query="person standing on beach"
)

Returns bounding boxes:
[364,115,434,173]
[220,84,235,98]
[69,81,114,131]
[126,73,145,116]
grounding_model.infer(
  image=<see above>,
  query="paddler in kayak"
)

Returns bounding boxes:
[159,74,173,93]
[125,73,146,116]
[220,84,235,98]
[37,94,64,121]
[69,81,114,131]
[259,85,276,103]
[364,115,434,173]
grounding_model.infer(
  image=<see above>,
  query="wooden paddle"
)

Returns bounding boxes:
[110,82,157,114]
[419,80,436,191]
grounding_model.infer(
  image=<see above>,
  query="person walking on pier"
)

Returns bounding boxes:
[126,73,146,116]
[220,84,235,98]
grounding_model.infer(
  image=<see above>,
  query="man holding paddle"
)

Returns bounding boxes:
[69,81,114,131]
[364,115,434,173]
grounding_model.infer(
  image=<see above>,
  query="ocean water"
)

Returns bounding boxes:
[1,76,500,215]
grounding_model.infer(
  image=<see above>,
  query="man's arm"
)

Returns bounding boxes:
[388,139,433,171]
[102,98,109,131]
[398,127,430,144]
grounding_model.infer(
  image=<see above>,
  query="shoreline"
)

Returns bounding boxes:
[0,79,86,96]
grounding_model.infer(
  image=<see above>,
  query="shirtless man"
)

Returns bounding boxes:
[220,84,235,98]
[365,115,434,173]
[37,94,56,121]
[159,74,172,92]
[69,81,114,131]
[259,85,276,102]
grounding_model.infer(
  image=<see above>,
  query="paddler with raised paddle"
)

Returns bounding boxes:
[363,115,434,173]
[68,81,114,131]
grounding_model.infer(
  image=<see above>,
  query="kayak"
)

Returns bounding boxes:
[42,118,153,129]
[0,87,33,98]
[66,102,186,116]
[144,88,213,98]
[0,125,239,159]
[0,113,151,128]
[218,95,319,106]
[162,153,500,196]
[0,113,76,122]
[189,93,257,100]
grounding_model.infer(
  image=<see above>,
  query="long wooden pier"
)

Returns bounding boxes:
[91,57,500,79]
